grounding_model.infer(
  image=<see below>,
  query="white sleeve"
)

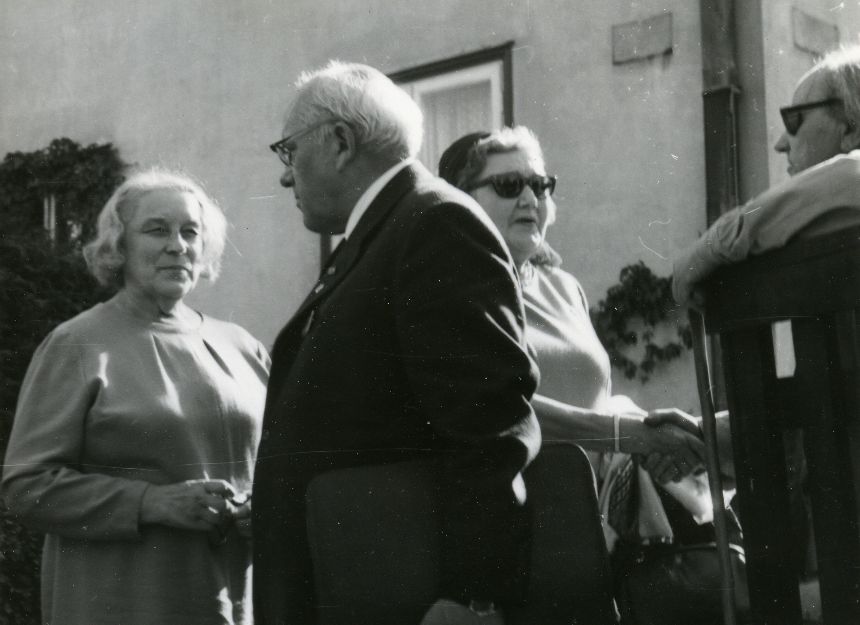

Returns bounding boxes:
[673,152,860,305]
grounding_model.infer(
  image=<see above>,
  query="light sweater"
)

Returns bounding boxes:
[1,295,269,625]
[521,263,612,414]
[673,150,860,306]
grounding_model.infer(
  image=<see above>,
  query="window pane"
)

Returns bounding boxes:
[418,80,493,173]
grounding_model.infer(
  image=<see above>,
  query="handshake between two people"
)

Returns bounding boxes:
[635,408,706,485]
[139,479,253,545]
[633,407,733,487]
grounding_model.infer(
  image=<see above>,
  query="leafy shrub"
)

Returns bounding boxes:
[0,235,114,625]
[0,138,124,625]
[0,504,42,625]
[0,138,125,251]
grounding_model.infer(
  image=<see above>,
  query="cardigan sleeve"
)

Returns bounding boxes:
[672,151,860,306]
[1,327,150,540]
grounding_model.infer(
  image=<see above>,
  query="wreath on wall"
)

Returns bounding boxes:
[590,261,692,382]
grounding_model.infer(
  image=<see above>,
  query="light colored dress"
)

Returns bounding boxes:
[521,261,633,482]
[520,262,612,417]
[521,262,712,547]
[1,295,269,625]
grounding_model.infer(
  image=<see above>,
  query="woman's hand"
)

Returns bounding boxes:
[644,408,702,437]
[640,408,705,483]
[232,495,252,539]
[627,410,705,484]
[648,408,738,484]
[140,479,237,532]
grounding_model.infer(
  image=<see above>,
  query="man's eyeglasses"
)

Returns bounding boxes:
[780,98,842,136]
[467,174,557,199]
[269,118,339,166]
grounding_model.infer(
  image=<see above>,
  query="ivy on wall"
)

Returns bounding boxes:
[590,261,692,382]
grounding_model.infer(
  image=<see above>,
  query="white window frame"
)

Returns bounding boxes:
[399,60,505,132]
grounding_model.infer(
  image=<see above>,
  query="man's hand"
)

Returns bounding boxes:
[644,408,702,437]
[635,409,705,483]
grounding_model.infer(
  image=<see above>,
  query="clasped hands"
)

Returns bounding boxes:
[140,479,252,542]
[635,408,706,485]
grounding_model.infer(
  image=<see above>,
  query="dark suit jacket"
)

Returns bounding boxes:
[252,161,541,625]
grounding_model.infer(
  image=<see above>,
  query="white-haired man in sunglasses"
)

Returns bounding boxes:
[673,44,860,306]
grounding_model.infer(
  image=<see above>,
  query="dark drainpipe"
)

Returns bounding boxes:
[699,0,741,226]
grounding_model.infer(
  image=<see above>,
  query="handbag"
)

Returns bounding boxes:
[613,539,750,625]
[601,454,751,625]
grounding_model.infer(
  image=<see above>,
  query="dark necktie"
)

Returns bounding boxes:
[301,243,345,337]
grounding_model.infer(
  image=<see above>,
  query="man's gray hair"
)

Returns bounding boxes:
[292,60,423,160]
[815,44,860,129]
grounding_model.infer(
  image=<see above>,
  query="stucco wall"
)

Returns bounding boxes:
[3,1,859,414]
[0,0,321,344]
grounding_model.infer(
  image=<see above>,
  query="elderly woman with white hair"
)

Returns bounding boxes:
[1,169,269,625]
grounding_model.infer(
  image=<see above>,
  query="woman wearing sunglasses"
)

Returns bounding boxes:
[439,127,704,483]
[439,127,739,623]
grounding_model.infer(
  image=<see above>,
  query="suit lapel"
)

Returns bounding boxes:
[286,163,421,325]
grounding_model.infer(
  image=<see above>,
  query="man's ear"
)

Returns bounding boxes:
[332,122,357,171]
[841,119,860,153]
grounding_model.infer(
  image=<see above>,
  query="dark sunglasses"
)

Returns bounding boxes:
[779,98,841,136]
[467,174,557,199]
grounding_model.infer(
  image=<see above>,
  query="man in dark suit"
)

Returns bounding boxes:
[253,61,541,625]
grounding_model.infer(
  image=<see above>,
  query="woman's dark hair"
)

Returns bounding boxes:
[438,127,561,267]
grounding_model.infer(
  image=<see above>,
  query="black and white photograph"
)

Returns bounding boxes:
[2,2,860,624]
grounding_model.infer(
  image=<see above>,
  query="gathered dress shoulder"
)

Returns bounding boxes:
[1,295,270,625]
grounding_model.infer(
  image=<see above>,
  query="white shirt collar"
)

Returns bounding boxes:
[344,158,413,239]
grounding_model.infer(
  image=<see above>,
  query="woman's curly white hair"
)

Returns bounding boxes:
[83,168,227,288]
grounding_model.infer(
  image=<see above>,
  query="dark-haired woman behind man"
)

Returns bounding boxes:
[440,128,738,624]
